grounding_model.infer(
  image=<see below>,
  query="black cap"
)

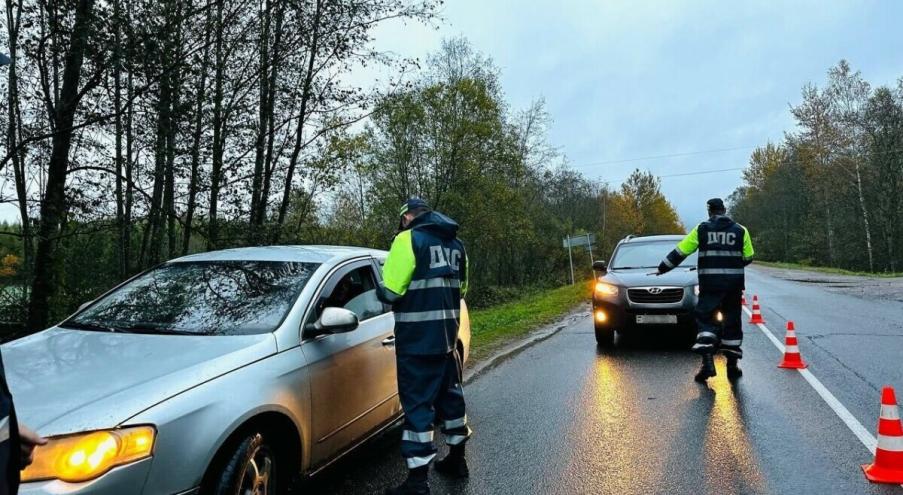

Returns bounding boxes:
[707,198,725,211]
[0,53,10,66]
[399,197,430,217]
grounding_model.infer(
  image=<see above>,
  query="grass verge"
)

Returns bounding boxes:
[468,281,592,361]
[755,260,903,278]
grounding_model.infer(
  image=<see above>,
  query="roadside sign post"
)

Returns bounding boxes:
[563,233,596,285]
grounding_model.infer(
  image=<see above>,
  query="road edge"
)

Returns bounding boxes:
[463,302,590,384]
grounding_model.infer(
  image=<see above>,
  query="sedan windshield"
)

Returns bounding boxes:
[64,261,320,336]
[611,241,698,270]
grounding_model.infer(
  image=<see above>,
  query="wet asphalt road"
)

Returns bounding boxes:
[302,266,903,494]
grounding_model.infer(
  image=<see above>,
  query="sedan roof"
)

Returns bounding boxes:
[171,245,387,264]
[622,234,685,243]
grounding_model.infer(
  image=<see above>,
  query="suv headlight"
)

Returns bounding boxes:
[595,282,619,296]
[21,426,155,483]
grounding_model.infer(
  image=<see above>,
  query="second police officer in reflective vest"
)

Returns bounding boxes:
[378,198,471,495]
[656,198,755,383]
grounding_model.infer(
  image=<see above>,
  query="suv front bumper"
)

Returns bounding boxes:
[593,287,697,331]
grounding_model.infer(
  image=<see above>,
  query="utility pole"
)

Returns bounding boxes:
[566,235,575,285]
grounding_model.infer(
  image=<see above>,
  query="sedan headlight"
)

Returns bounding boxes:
[595,282,619,296]
[21,426,155,483]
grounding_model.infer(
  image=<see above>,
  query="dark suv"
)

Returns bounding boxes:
[591,234,701,346]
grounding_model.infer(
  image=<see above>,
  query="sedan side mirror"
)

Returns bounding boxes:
[592,260,608,272]
[306,307,359,335]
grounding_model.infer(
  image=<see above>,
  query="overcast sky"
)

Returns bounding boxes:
[4,1,902,227]
[368,0,903,227]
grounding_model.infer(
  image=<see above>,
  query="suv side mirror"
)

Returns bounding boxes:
[592,260,608,272]
[306,307,359,335]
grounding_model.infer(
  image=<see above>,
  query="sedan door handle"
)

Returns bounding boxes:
[381,335,396,346]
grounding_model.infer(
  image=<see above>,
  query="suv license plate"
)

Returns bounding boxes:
[636,314,678,324]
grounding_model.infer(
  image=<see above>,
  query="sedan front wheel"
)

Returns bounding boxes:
[210,432,281,495]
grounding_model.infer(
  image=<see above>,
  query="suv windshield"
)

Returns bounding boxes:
[610,241,698,270]
[64,261,320,336]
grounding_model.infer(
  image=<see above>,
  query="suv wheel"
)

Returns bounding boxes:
[208,432,281,495]
[595,325,615,347]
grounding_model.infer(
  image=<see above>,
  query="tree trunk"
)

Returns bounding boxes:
[5,0,31,275]
[275,0,323,242]
[183,3,213,255]
[207,0,226,250]
[27,0,96,331]
[112,0,127,279]
[853,163,874,271]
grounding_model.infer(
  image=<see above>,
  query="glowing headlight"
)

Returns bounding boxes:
[21,426,155,483]
[594,282,619,296]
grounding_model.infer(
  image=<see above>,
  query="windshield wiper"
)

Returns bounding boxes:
[60,321,118,333]
[117,326,200,336]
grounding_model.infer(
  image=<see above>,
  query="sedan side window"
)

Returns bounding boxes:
[312,265,387,324]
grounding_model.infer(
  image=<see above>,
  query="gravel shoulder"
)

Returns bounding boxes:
[752,263,903,303]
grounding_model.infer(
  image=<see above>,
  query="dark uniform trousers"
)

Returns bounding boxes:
[397,349,470,469]
[694,289,743,358]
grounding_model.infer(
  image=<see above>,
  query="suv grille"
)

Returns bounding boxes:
[628,288,684,304]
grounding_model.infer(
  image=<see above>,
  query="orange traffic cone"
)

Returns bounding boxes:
[741,291,748,307]
[863,386,903,483]
[749,295,764,324]
[778,321,807,369]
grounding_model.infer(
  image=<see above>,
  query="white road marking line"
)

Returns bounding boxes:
[741,305,879,455]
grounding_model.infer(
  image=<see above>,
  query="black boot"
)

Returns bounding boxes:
[726,357,742,380]
[435,444,469,479]
[385,466,430,495]
[694,354,716,383]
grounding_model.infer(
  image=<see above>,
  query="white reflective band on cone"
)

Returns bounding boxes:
[786,331,796,338]
[785,345,800,353]
[880,405,901,420]
[0,416,8,444]
[406,454,436,469]
[402,430,435,443]
[444,416,467,429]
[876,434,903,452]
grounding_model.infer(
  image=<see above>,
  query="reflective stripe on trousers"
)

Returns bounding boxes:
[0,416,8,444]
[407,454,436,469]
[402,430,434,443]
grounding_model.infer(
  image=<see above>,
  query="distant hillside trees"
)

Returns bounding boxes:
[730,61,903,272]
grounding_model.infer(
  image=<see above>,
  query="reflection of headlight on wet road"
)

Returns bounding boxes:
[21,426,155,483]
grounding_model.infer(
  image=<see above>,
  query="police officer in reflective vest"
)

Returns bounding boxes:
[656,198,755,383]
[378,198,471,495]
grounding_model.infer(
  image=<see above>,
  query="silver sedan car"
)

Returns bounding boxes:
[2,246,471,495]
